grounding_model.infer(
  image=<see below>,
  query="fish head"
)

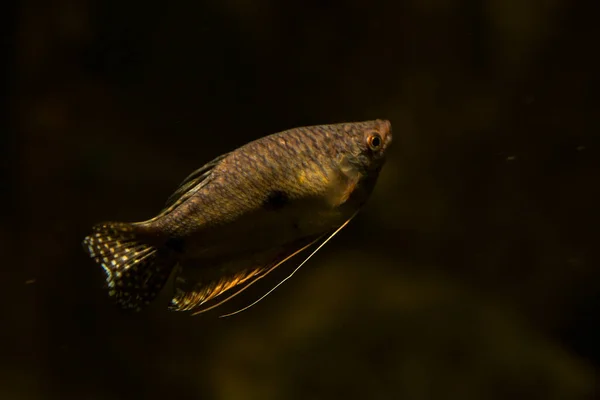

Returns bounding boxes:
[339,119,392,173]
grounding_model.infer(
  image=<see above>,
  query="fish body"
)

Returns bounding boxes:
[83,120,392,314]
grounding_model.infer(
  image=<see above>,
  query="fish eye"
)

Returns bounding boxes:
[367,133,382,151]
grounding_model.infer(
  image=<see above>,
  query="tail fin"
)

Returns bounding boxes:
[82,222,175,311]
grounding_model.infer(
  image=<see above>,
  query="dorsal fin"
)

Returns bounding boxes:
[161,152,230,214]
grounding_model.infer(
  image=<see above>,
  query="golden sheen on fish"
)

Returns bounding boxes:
[83,120,392,315]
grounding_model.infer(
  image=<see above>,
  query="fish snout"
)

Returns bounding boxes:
[378,119,392,148]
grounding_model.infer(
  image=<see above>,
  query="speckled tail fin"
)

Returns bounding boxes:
[82,222,175,311]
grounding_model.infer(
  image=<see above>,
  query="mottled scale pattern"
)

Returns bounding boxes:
[83,223,172,310]
[164,124,347,235]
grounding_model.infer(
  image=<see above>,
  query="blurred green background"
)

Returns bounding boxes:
[3,0,600,399]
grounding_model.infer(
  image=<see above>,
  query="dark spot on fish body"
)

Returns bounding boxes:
[165,237,185,253]
[263,190,289,211]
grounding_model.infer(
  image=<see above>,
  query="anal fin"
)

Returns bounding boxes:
[169,267,263,312]
[168,235,323,314]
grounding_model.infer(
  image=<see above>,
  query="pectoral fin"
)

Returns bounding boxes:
[326,156,362,207]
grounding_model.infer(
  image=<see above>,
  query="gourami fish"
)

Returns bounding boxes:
[83,120,392,316]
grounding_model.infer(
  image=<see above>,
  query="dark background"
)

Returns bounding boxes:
[3,1,600,399]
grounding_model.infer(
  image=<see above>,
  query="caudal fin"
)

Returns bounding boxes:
[82,222,175,311]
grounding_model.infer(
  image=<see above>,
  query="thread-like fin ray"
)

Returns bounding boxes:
[219,211,358,318]
[188,237,324,316]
